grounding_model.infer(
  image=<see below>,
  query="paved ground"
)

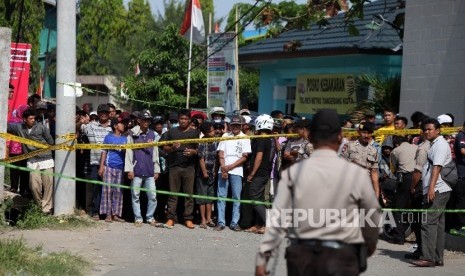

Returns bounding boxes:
[1,222,465,276]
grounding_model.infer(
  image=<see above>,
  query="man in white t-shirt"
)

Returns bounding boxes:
[412,118,452,267]
[216,115,251,231]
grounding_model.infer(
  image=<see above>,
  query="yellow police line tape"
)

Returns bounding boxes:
[2,139,76,164]
[0,127,461,163]
[2,161,465,213]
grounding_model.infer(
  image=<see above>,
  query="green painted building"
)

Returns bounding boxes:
[239,0,404,118]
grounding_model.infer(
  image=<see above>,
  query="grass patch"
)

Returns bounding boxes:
[16,204,95,230]
[0,238,89,275]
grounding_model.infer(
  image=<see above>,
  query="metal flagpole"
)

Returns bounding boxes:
[206,12,212,109]
[186,0,194,109]
[234,6,240,110]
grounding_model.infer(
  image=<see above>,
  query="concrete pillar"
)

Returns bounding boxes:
[54,0,76,215]
[400,0,465,125]
[0,28,12,203]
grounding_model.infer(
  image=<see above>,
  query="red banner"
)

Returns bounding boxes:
[9,43,32,119]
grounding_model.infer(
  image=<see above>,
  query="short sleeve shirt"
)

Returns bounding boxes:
[341,141,379,170]
[198,140,218,176]
[103,133,127,170]
[82,121,112,165]
[250,137,273,177]
[217,132,251,177]
[422,136,453,195]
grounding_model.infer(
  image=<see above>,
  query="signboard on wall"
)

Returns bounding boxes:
[9,43,32,119]
[207,32,237,113]
[294,74,356,114]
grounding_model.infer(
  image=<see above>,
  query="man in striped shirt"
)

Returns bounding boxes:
[81,104,112,220]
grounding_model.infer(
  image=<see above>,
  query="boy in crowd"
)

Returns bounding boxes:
[197,122,218,228]
[98,116,128,223]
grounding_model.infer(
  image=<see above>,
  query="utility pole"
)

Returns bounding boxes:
[54,0,76,215]
[0,28,12,204]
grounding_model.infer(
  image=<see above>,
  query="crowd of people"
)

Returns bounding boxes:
[5,95,465,266]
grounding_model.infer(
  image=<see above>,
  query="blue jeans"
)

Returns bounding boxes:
[131,176,157,222]
[217,174,242,227]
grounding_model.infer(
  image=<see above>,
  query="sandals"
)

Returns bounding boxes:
[244,226,258,233]
[104,216,113,223]
[112,216,125,222]
[92,214,100,221]
[206,221,216,227]
[134,219,143,227]
[199,223,207,229]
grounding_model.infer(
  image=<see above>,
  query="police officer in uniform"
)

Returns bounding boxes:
[341,122,380,198]
[255,109,381,276]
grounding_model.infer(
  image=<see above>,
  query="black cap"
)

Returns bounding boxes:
[139,109,152,120]
[131,111,141,118]
[36,101,48,110]
[294,119,311,128]
[310,109,341,134]
[358,122,375,132]
[230,115,245,125]
[153,115,164,124]
[97,104,110,113]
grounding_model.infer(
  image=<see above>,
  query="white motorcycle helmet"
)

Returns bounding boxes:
[255,114,274,131]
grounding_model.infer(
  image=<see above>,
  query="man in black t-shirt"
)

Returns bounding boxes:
[451,121,465,236]
[160,109,200,229]
[244,115,275,234]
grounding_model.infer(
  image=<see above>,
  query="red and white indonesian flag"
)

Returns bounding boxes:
[180,0,205,45]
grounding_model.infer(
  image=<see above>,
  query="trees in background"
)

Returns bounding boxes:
[0,0,45,93]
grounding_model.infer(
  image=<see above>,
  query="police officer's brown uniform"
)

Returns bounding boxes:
[340,140,379,171]
[389,136,418,243]
[340,122,380,198]
[255,110,381,276]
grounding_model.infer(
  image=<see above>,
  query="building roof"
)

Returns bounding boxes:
[239,0,404,63]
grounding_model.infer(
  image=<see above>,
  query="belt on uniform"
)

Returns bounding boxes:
[289,239,357,253]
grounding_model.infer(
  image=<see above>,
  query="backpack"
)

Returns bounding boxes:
[428,158,458,188]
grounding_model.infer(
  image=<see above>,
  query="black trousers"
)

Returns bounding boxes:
[286,244,359,276]
[392,172,413,240]
[456,178,465,228]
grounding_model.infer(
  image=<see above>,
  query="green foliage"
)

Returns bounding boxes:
[0,0,45,93]
[355,73,401,113]
[123,24,207,111]
[77,0,127,75]
[154,0,186,32]
[239,68,260,110]
[0,197,13,227]
[0,238,89,276]
[16,204,95,230]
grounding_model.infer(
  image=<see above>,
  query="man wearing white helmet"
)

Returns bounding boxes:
[243,115,275,234]
[210,106,226,122]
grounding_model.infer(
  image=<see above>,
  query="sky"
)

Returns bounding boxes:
[144,0,307,28]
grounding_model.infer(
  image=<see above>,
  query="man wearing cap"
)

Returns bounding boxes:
[81,103,112,219]
[341,122,381,198]
[125,109,160,226]
[161,109,200,229]
[210,107,226,123]
[216,115,251,231]
[255,109,381,276]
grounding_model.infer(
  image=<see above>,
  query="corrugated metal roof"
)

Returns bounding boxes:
[240,0,404,57]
